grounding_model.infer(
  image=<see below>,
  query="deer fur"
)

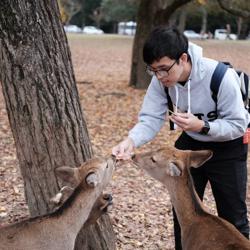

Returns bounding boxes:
[133,146,250,250]
[0,157,115,250]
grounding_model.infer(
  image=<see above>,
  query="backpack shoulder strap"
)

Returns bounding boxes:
[164,87,175,130]
[210,62,229,104]
[243,72,249,105]
[237,71,249,102]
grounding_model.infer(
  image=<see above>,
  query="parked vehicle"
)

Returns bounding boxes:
[82,26,104,35]
[118,21,136,35]
[183,30,202,39]
[214,29,237,40]
[64,25,82,33]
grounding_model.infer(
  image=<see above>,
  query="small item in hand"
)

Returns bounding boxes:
[168,110,178,116]
[243,128,250,144]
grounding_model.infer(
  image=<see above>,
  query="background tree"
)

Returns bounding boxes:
[70,0,102,28]
[0,1,115,249]
[217,0,250,18]
[217,0,250,39]
[129,0,192,89]
[101,0,138,33]
[176,5,188,32]
[58,0,84,24]
[130,0,250,89]
[101,0,138,22]
[170,1,207,33]
[89,6,103,28]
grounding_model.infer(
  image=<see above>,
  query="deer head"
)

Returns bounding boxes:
[133,146,212,182]
[55,156,115,189]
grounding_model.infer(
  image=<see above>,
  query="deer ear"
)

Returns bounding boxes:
[166,162,182,176]
[50,186,74,205]
[189,150,213,168]
[55,166,80,185]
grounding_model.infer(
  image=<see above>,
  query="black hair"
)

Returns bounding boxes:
[143,26,189,65]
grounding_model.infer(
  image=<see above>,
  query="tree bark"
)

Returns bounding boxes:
[0,1,115,249]
[129,0,192,89]
[129,0,156,89]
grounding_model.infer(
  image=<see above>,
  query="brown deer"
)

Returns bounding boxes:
[0,156,115,250]
[133,146,250,250]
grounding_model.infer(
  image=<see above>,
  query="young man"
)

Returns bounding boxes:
[112,26,249,249]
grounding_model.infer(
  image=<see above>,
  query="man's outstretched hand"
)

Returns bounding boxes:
[112,137,135,160]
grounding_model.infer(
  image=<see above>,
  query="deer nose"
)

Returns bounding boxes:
[111,154,119,163]
[103,193,113,202]
[131,154,136,161]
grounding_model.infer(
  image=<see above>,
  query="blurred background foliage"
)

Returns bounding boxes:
[57,0,250,89]
[58,0,250,38]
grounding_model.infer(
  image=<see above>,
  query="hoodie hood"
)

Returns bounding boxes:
[188,42,203,82]
[168,42,204,114]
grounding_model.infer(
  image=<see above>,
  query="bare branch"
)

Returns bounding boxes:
[154,0,193,25]
[217,0,250,19]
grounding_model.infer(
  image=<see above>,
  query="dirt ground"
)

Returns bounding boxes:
[0,34,250,249]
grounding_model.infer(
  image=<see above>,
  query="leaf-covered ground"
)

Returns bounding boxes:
[0,34,250,249]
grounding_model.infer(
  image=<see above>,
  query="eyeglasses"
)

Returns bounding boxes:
[146,60,177,78]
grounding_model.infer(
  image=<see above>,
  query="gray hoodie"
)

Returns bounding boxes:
[129,43,250,148]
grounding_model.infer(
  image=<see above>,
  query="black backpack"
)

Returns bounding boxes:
[166,62,250,130]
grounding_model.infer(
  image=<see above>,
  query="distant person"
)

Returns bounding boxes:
[226,23,231,39]
[207,31,213,39]
[112,26,249,249]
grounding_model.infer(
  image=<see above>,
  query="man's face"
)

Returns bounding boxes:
[148,55,186,87]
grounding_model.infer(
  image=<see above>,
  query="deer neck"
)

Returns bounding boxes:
[164,171,206,231]
[51,185,97,235]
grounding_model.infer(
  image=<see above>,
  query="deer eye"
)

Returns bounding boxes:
[151,156,157,163]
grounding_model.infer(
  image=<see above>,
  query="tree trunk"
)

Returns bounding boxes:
[129,0,192,89]
[200,5,207,34]
[237,17,249,39]
[129,0,156,89]
[0,1,115,249]
[178,6,187,33]
[237,17,243,38]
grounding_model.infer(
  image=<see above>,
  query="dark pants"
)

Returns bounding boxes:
[173,132,249,250]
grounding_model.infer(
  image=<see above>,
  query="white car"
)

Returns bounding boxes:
[83,26,104,35]
[64,25,82,33]
[214,29,237,40]
[118,21,136,35]
[184,30,201,39]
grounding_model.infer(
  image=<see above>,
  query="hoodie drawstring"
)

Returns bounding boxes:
[174,85,179,113]
[187,79,191,113]
[174,79,191,114]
